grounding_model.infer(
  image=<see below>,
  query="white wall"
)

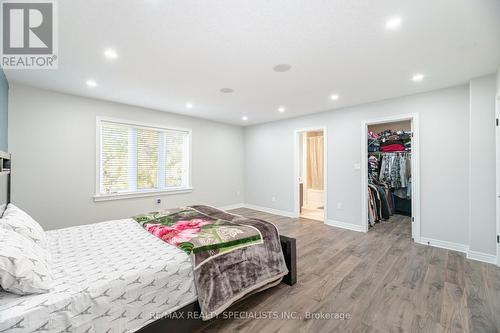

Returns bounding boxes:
[0,69,8,151]
[469,75,497,255]
[245,85,471,246]
[8,84,245,230]
[497,65,500,94]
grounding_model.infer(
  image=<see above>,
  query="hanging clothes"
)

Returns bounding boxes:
[367,182,392,225]
[379,152,410,191]
[368,155,379,181]
[367,128,412,224]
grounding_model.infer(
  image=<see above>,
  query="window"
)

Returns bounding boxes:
[96,119,191,200]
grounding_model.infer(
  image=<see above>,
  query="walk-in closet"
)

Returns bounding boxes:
[367,120,412,229]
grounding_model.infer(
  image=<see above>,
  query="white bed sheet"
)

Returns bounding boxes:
[0,218,197,333]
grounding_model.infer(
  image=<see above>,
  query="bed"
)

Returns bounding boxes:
[0,151,296,333]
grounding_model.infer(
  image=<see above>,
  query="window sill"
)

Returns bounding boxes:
[93,187,193,202]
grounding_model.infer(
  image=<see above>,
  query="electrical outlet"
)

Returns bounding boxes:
[156,198,161,205]
[271,196,277,202]
[337,202,343,210]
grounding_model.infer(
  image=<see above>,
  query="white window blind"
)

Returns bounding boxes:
[98,120,190,196]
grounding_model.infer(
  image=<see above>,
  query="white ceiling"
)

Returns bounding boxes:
[5,0,500,126]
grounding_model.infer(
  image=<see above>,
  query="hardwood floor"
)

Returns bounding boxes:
[300,207,324,221]
[196,208,500,333]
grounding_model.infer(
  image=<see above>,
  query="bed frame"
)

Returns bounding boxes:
[0,151,11,215]
[0,151,297,333]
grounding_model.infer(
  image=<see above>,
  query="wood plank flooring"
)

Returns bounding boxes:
[300,207,324,221]
[196,208,500,333]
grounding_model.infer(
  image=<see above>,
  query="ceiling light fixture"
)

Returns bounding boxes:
[385,16,402,30]
[186,103,193,108]
[278,107,285,113]
[86,80,97,88]
[273,64,292,72]
[104,48,118,60]
[411,73,425,82]
[330,94,340,101]
[220,88,234,93]
[242,116,248,121]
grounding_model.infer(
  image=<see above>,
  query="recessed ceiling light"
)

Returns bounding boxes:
[185,103,193,108]
[273,64,292,72]
[411,73,425,82]
[242,116,248,121]
[278,107,286,113]
[104,48,118,60]
[330,94,340,101]
[385,16,402,30]
[86,79,97,88]
[220,88,234,93]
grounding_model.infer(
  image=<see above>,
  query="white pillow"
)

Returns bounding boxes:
[1,204,47,249]
[0,228,52,294]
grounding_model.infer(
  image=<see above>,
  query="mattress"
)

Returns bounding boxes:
[0,219,197,333]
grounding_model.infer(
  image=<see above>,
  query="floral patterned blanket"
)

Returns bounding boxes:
[133,206,263,267]
[133,205,289,320]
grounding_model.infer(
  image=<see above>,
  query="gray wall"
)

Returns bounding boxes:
[497,65,500,95]
[0,69,8,151]
[469,75,497,255]
[245,85,471,246]
[8,84,245,230]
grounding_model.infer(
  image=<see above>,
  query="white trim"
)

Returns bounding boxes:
[218,203,245,211]
[468,83,472,264]
[243,204,298,218]
[496,93,500,266]
[420,237,498,265]
[325,219,365,233]
[95,116,193,198]
[93,187,193,202]
[419,237,468,253]
[361,113,421,241]
[293,127,328,223]
[96,116,193,133]
[467,250,498,265]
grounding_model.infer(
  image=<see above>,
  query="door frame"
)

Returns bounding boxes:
[496,93,500,266]
[293,127,328,222]
[361,113,420,241]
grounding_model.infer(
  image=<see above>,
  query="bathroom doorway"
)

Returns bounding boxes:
[295,129,325,221]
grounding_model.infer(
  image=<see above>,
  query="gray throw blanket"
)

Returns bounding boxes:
[134,205,289,320]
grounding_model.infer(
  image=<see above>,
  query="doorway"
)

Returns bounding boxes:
[361,114,420,241]
[295,128,326,222]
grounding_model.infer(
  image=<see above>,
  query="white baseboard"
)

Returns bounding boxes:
[325,219,365,233]
[217,203,245,211]
[419,237,498,265]
[222,204,364,232]
[467,250,498,265]
[242,204,298,218]
[418,237,468,253]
